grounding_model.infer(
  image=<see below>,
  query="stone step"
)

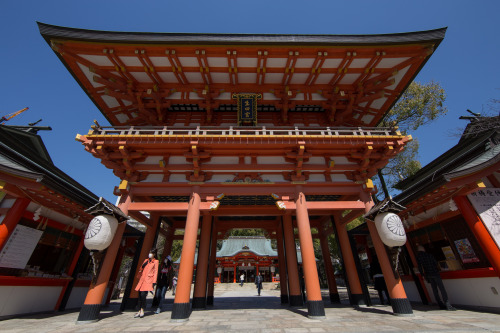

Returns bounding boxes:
[214,282,280,291]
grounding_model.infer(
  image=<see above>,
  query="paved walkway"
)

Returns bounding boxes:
[2,284,500,332]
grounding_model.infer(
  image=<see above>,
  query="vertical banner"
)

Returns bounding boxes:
[467,188,500,248]
[232,93,261,125]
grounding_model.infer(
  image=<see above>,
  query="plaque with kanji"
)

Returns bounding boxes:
[233,93,261,125]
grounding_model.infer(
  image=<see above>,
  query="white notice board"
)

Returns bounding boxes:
[467,188,500,249]
[0,224,43,269]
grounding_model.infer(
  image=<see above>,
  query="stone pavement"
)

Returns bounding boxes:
[2,284,499,332]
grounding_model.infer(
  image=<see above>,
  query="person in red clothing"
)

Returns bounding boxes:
[134,248,159,318]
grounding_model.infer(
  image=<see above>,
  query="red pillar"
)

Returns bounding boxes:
[367,221,413,315]
[159,223,175,260]
[0,197,30,252]
[334,213,364,305]
[405,242,431,303]
[171,191,200,321]
[233,265,237,283]
[76,195,130,323]
[295,192,325,318]
[283,214,303,306]
[361,191,413,315]
[104,241,126,305]
[276,220,289,303]
[192,215,212,309]
[55,236,86,310]
[454,195,500,277]
[206,222,217,305]
[319,233,340,303]
[67,236,85,276]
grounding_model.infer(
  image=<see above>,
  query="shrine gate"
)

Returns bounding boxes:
[38,23,445,322]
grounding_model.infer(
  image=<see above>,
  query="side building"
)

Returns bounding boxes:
[394,115,500,311]
[0,125,140,318]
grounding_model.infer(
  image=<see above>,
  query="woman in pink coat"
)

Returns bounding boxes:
[134,248,158,318]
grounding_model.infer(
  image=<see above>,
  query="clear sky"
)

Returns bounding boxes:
[1,1,499,203]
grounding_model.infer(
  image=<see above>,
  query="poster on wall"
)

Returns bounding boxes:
[467,188,500,248]
[454,238,480,263]
[0,224,43,269]
[441,246,456,260]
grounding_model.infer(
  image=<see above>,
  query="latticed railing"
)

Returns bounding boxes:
[89,125,399,137]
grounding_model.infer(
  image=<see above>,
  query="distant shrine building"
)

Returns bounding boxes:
[215,236,292,283]
[178,236,303,283]
[34,23,454,321]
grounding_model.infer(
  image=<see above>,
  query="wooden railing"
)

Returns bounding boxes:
[89,125,398,137]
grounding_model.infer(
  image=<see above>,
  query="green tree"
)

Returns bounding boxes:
[377,81,447,195]
[378,81,447,130]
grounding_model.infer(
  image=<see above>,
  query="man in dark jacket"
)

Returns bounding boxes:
[416,245,455,311]
[255,272,263,296]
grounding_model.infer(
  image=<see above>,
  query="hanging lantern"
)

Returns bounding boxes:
[270,266,275,273]
[84,215,118,251]
[374,212,406,247]
[217,266,222,274]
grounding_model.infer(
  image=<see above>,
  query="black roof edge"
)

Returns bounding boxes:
[395,131,494,191]
[393,131,498,205]
[394,177,448,206]
[0,130,99,207]
[37,22,446,46]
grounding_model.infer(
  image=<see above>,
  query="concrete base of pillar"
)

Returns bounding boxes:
[289,294,304,307]
[391,298,414,316]
[206,295,214,306]
[307,300,326,319]
[350,294,367,307]
[329,293,340,303]
[192,297,206,309]
[171,302,191,321]
[281,294,289,304]
[76,304,101,324]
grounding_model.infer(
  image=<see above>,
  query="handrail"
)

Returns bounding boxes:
[89,125,399,137]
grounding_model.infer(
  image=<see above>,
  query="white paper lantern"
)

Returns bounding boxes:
[84,215,119,251]
[374,212,406,247]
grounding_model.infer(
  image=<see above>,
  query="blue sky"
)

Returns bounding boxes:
[1,1,499,202]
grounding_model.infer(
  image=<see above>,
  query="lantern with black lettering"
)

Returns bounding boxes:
[84,215,118,251]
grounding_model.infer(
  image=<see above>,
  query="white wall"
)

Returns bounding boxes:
[0,285,62,317]
[404,277,500,309]
[442,277,500,308]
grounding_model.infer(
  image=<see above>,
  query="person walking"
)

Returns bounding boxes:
[172,275,178,295]
[255,272,263,296]
[134,249,159,318]
[155,256,174,314]
[240,273,245,286]
[416,245,456,311]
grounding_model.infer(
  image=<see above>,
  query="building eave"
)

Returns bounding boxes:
[38,22,446,47]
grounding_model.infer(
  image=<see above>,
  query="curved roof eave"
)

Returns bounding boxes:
[395,132,495,191]
[443,143,500,181]
[0,159,44,182]
[38,22,446,47]
[395,132,499,206]
[216,249,278,258]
